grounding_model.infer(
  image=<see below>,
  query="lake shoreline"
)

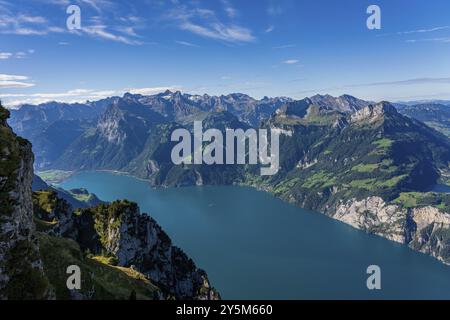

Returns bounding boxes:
[59,171,450,299]
[52,168,450,268]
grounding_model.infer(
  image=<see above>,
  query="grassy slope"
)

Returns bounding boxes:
[38,232,160,300]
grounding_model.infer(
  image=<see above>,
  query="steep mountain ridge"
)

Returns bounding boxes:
[127,110,251,186]
[119,90,291,126]
[310,94,371,113]
[269,102,450,202]
[10,91,290,169]
[0,106,50,299]
[54,99,166,170]
[8,100,111,169]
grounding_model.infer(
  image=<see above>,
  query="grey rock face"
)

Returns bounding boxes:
[334,197,408,243]
[100,203,219,300]
[35,196,219,300]
[350,102,398,124]
[0,110,50,299]
[334,196,450,265]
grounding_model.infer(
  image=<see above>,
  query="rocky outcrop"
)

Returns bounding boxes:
[33,191,76,238]
[310,94,369,113]
[409,206,450,264]
[350,102,398,124]
[0,106,50,299]
[333,196,450,265]
[76,201,219,300]
[333,197,408,243]
[33,193,219,300]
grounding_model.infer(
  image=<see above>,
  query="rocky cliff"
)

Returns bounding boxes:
[0,106,50,299]
[90,201,218,300]
[333,196,450,265]
[33,191,219,300]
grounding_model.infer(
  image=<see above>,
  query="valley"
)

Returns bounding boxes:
[7,90,450,298]
[59,171,450,299]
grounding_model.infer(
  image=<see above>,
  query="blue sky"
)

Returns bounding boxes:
[1,0,450,106]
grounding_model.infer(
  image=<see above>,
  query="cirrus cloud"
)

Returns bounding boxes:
[167,2,255,44]
[282,59,299,65]
[0,74,35,88]
[1,86,182,107]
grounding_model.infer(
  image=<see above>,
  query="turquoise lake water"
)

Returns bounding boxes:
[60,171,450,299]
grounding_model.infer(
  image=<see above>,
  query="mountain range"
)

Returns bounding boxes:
[5,91,450,265]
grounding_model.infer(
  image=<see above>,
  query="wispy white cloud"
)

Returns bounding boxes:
[273,44,296,49]
[369,77,450,85]
[126,86,181,95]
[180,22,254,43]
[0,1,144,45]
[378,25,450,38]
[79,0,110,13]
[2,88,96,99]
[295,77,450,95]
[0,49,35,60]
[42,0,71,6]
[0,89,114,106]
[221,0,238,18]
[81,25,143,45]
[17,15,47,24]
[267,4,283,16]
[167,3,255,43]
[406,37,450,43]
[265,25,275,33]
[0,74,35,88]
[69,12,145,45]
[175,40,200,47]
[0,75,29,81]
[15,51,27,59]
[396,26,450,35]
[0,52,12,59]
[1,86,181,106]
[115,26,138,37]
[44,0,116,13]
[0,3,64,36]
[0,81,35,89]
[282,59,299,64]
